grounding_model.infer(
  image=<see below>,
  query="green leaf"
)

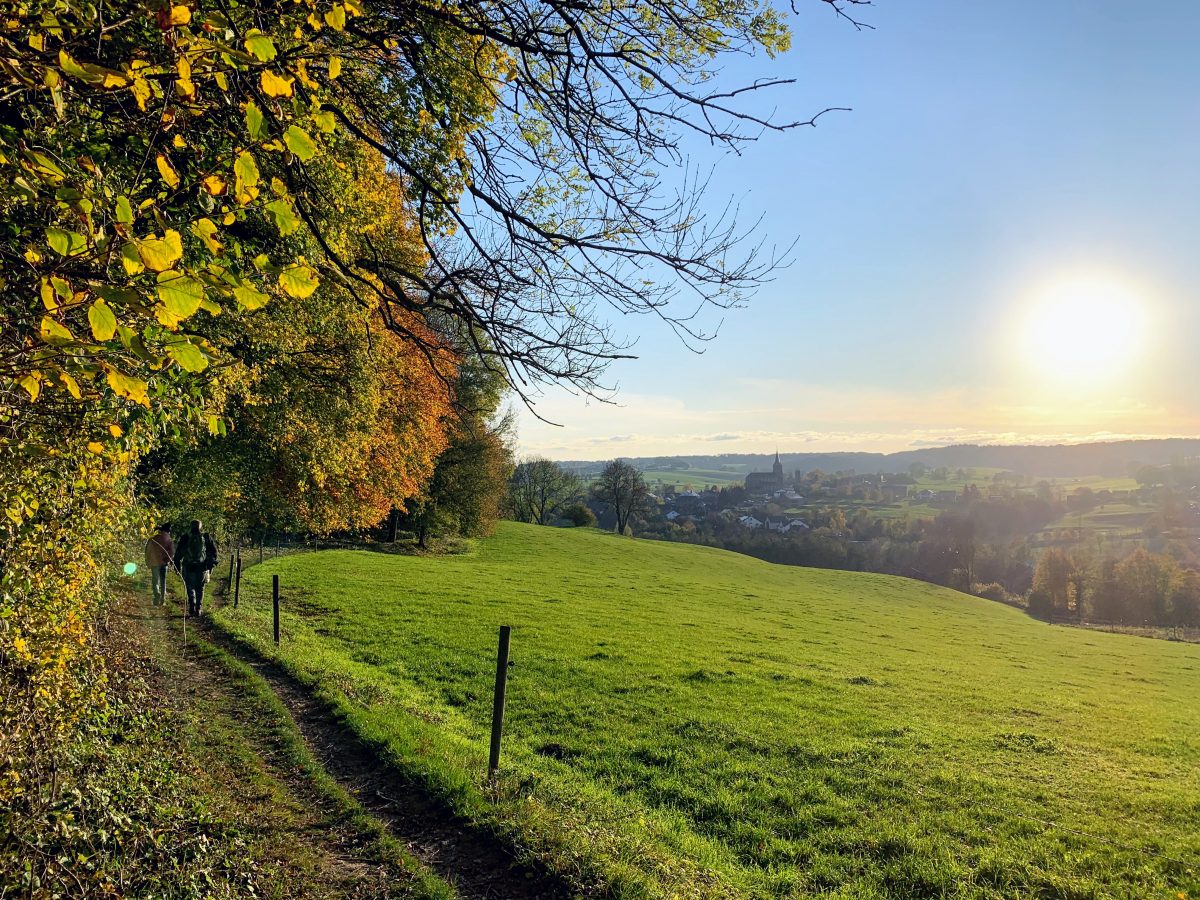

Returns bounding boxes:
[88,299,117,340]
[115,196,134,225]
[278,263,319,299]
[39,316,74,345]
[165,338,209,372]
[283,126,317,162]
[233,281,270,310]
[156,271,205,319]
[244,30,277,62]
[47,227,86,257]
[245,102,267,140]
[264,199,301,236]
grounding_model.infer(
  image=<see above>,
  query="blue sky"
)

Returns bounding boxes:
[515,0,1200,459]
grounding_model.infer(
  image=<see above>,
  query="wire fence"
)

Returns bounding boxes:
[214,541,1198,875]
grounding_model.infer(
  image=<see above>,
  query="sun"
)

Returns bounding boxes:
[1021,275,1149,384]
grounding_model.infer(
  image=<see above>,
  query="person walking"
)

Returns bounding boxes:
[176,519,217,617]
[144,523,174,606]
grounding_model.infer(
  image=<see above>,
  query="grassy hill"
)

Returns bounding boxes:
[215,523,1200,898]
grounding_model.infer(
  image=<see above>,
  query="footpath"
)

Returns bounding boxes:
[130,568,570,900]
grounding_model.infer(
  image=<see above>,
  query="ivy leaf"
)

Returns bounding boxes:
[278,263,319,299]
[88,299,118,341]
[156,271,205,319]
[283,126,318,162]
[265,199,301,236]
[260,70,294,98]
[156,153,181,189]
[244,30,277,62]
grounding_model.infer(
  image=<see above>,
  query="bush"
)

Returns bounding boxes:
[561,504,596,527]
[973,582,1011,602]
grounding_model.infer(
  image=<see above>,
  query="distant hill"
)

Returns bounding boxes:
[558,438,1200,479]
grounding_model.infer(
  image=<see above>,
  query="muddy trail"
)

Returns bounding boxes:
[191,606,578,900]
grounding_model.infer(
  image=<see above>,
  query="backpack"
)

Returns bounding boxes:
[182,532,207,567]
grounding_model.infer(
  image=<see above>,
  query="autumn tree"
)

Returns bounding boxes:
[592,460,650,534]
[508,459,583,525]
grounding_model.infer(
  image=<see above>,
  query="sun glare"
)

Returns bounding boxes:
[1021,276,1148,384]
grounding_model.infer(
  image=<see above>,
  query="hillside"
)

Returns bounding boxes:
[560,438,1200,479]
[215,523,1200,898]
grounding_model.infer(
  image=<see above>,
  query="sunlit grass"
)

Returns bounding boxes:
[216,523,1200,898]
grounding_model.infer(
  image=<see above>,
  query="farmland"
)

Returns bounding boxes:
[215,523,1200,898]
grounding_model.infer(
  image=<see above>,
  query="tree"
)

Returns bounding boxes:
[592,460,650,534]
[1167,569,1200,627]
[1031,548,1075,620]
[508,459,583,525]
[1115,549,1175,624]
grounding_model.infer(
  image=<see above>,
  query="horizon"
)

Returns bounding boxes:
[513,0,1200,459]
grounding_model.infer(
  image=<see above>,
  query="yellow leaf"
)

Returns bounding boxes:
[102,71,127,88]
[59,371,82,399]
[168,5,191,25]
[324,4,346,30]
[120,242,145,275]
[202,174,226,196]
[131,75,152,111]
[192,217,222,254]
[17,373,41,401]
[108,424,123,438]
[172,134,187,150]
[156,153,180,188]
[135,230,183,272]
[88,299,118,340]
[39,316,74,345]
[328,56,342,79]
[278,263,319,299]
[260,70,294,98]
[87,441,104,455]
[105,368,150,407]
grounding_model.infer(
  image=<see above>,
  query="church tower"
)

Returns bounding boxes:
[772,450,783,484]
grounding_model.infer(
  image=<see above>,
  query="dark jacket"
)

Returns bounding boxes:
[176,531,217,571]
[145,531,175,568]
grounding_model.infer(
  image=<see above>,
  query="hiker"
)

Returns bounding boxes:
[145,523,174,606]
[176,519,217,617]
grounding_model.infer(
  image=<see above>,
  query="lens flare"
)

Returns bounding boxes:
[123,562,138,576]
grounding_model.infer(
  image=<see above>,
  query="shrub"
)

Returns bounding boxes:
[561,504,596,527]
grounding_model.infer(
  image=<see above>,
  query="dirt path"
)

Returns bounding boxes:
[132,595,440,899]
[196,617,576,900]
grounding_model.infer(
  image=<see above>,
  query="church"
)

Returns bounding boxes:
[745,452,788,493]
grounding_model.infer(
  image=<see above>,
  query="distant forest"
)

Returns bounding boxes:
[561,439,1200,478]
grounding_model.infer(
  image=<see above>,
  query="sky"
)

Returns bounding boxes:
[513,0,1200,460]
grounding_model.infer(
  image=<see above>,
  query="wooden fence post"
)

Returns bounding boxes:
[272,574,280,645]
[233,555,242,609]
[488,625,511,777]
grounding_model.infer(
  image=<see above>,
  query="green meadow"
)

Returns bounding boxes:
[215,523,1200,899]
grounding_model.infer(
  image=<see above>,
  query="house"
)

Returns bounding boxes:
[665,510,680,521]
[738,515,763,529]
[915,489,936,501]
[880,483,910,500]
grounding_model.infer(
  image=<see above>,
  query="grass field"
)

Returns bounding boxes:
[215,524,1200,899]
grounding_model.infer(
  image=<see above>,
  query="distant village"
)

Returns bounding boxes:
[644,452,1152,534]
